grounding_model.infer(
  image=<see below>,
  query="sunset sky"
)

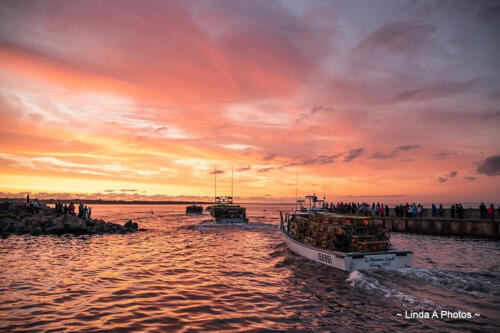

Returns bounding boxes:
[0,0,499,203]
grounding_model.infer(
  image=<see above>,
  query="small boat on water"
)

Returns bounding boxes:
[207,164,248,224]
[280,200,412,271]
[210,196,248,224]
[186,203,203,215]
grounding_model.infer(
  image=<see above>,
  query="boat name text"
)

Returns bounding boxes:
[317,253,332,264]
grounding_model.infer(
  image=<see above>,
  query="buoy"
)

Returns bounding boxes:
[363,220,369,226]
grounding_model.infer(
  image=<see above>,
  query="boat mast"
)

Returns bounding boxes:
[323,176,326,211]
[214,164,217,203]
[231,165,234,202]
[323,176,326,199]
[295,173,298,211]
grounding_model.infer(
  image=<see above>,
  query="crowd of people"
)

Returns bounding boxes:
[318,200,498,220]
[479,202,497,221]
[53,201,92,219]
[26,194,92,219]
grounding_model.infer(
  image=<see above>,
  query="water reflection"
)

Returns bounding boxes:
[0,204,499,331]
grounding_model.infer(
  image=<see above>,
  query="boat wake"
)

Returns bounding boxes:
[187,220,275,232]
[373,268,500,298]
[347,266,500,313]
[347,270,437,310]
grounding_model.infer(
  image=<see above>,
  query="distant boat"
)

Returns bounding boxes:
[209,165,248,224]
[210,196,248,224]
[186,203,203,215]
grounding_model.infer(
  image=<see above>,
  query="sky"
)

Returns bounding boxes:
[0,0,499,203]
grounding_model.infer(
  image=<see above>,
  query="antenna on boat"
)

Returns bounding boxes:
[231,165,234,202]
[323,176,325,200]
[214,164,217,203]
[295,173,298,211]
[323,175,326,211]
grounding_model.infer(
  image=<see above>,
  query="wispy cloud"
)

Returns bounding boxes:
[477,155,500,176]
[344,148,364,162]
[370,145,421,160]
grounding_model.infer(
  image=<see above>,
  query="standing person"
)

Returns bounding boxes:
[432,203,437,217]
[26,193,30,204]
[84,205,88,219]
[79,203,84,218]
[385,205,389,217]
[488,204,495,221]
[88,207,92,219]
[418,204,423,218]
[439,204,444,217]
[479,202,487,219]
[63,203,68,214]
[69,202,75,215]
[33,198,39,214]
[458,204,464,219]
[451,205,455,219]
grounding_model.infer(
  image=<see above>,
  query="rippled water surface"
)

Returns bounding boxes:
[1,204,499,332]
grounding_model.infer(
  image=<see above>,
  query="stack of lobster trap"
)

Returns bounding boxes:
[286,213,390,253]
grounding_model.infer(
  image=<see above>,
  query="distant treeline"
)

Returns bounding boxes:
[1,198,212,205]
[1,198,296,205]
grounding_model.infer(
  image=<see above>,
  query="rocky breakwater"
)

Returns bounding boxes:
[0,199,140,238]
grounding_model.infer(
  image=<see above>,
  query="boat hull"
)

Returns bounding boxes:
[214,217,249,224]
[280,219,412,272]
[186,206,203,215]
[210,205,248,224]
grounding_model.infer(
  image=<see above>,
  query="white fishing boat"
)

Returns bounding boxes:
[280,211,412,272]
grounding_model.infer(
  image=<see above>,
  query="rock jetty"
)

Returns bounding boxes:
[0,199,140,238]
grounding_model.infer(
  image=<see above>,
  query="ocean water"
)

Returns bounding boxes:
[0,204,499,332]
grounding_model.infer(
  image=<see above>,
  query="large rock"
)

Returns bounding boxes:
[0,199,141,237]
[65,218,88,234]
[0,217,15,233]
[30,226,42,236]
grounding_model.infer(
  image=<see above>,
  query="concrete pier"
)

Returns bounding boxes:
[369,216,499,239]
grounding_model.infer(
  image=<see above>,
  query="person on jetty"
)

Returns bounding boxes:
[488,204,495,221]
[63,203,68,214]
[457,203,464,219]
[55,201,62,214]
[26,193,30,205]
[480,202,487,219]
[432,203,437,217]
[69,202,75,215]
[78,203,84,218]
[33,198,39,214]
